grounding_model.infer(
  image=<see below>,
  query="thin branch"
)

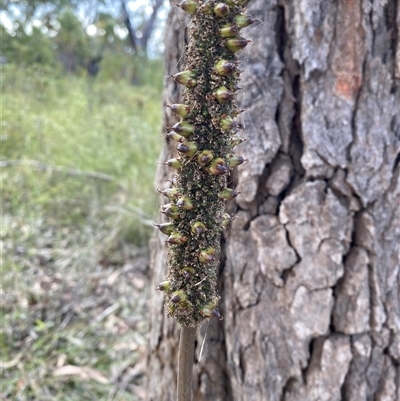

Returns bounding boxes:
[177,326,197,401]
[120,0,138,52]
[1,159,115,182]
[141,0,164,52]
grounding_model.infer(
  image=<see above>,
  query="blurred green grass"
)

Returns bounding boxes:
[1,62,163,400]
[2,63,162,244]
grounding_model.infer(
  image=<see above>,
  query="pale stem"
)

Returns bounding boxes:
[177,326,197,401]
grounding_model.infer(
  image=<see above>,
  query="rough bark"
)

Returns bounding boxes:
[146,1,400,400]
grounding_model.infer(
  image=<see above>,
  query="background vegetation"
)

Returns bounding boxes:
[1,1,166,399]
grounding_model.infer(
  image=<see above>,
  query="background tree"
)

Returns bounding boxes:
[146,1,400,400]
[1,0,166,69]
[121,0,165,55]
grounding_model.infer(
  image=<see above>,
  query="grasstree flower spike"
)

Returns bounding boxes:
[157,0,254,328]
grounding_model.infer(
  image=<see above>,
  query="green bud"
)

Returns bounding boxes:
[157,187,180,199]
[171,121,194,137]
[225,0,249,5]
[231,135,247,147]
[234,14,257,28]
[218,188,240,200]
[153,221,175,235]
[197,150,214,166]
[166,131,186,142]
[213,309,223,320]
[176,0,198,15]
[156,281,170,291]
[200,304,223,320]
[227,154,246,168]
[160,203,181,219]
[225,37,251,52]
[171,290,188,303]
[214,59,238,76]
[219,23,240,38]
[170,70,197,88]
[167,104,191,118]
[208,158,229,175]
[213,86,235,103]
[221,213,233,228]
[220,114,236,131]
[164,158,183,169]
[227,82,243,92]
[232,108,247,117]
[182,267,195,278]
[230,135,247,147]
[199,2,212,14]
[176,196,194,210]
[214,3,229,17]
[191,221,207,236]
[177,141,198,157]
[199,247,218,263]
[166,232,188,245]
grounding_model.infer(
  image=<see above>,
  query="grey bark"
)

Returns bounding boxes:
[146,1,400,400]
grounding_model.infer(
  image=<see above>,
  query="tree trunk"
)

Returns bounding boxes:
[146,1,400,400]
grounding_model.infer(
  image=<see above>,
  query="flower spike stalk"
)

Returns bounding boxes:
[157,1,256,399]
[157,0,252,330]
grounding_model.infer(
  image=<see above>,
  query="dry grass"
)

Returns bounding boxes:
[1,214,151,400]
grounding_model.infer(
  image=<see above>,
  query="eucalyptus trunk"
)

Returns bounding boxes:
[146,1,400,400]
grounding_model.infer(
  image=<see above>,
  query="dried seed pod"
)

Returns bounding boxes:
[177,141,198,157]
[214,59,238,76]
[191,221,207,235]
[219,23,240,38]
[176,0,198,15]
[171,290,188,304]
[170,70,197,88]
[153,222,175,235]
[214,3,229,17]
[227,154,246,168]
[197,150,214,166]
[199,247,218,263]
[208,158,229,175]
[166,232,188,245]
[234,14,257,28]
[167,103,191,118]
[213,86,235,103]
[218,188,240,200]
[225,37,251,53]
[164,158,183,169]
[171,121,194,137]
